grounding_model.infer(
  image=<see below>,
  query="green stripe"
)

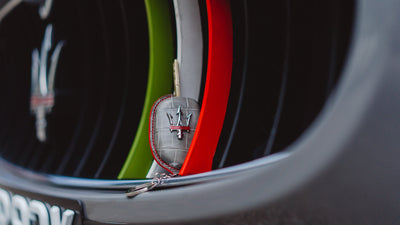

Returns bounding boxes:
[118,0,173,179]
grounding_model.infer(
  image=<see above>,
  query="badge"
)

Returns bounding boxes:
[30,24,64,142]
[149,60,200,174]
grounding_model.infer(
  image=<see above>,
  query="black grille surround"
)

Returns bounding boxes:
[1,0,400,225]
[0,0,354,180]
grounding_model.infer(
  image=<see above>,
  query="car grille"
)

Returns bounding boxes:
[0,0,354,180]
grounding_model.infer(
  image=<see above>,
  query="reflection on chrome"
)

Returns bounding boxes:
[0,0,23,23]
[39,0,54,19]
[0,0,49,23]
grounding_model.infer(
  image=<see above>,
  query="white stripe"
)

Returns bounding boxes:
[173,0,203,101]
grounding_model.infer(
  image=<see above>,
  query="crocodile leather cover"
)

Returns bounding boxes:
[149,95,200,174]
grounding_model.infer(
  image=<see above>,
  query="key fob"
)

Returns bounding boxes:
[149,95,200,174]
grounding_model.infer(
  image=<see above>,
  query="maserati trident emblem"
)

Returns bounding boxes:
[149,95,200,174]
[31,24,64,142]
[166,105,192,140]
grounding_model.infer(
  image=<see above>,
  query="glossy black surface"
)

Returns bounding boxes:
[3,0,400,224]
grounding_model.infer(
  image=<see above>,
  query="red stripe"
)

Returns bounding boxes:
[170,126,190,131]
[30,95,54,109]
[180,0,233,175]
[30,97,54,103]
[31,96,54,100]
[31,100,54,104]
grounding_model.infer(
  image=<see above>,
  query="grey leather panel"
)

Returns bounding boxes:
[149,96,200,174]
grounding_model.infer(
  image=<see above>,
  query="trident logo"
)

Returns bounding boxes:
[30,24,64,142]
[166,105,192,140]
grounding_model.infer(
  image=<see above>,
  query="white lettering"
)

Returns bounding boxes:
[11,196,30,225]
[0,189,11,225]
[50,207,74,225]
[30,200,49,225]
[0,188,75,225]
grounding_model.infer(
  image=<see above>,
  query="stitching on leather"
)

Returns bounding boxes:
[149,94,180,174]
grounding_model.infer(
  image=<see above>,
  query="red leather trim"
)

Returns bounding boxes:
[180,0,233,175]
[170,126,190,131]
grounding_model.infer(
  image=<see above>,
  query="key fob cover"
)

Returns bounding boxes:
[149,95,200,174]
